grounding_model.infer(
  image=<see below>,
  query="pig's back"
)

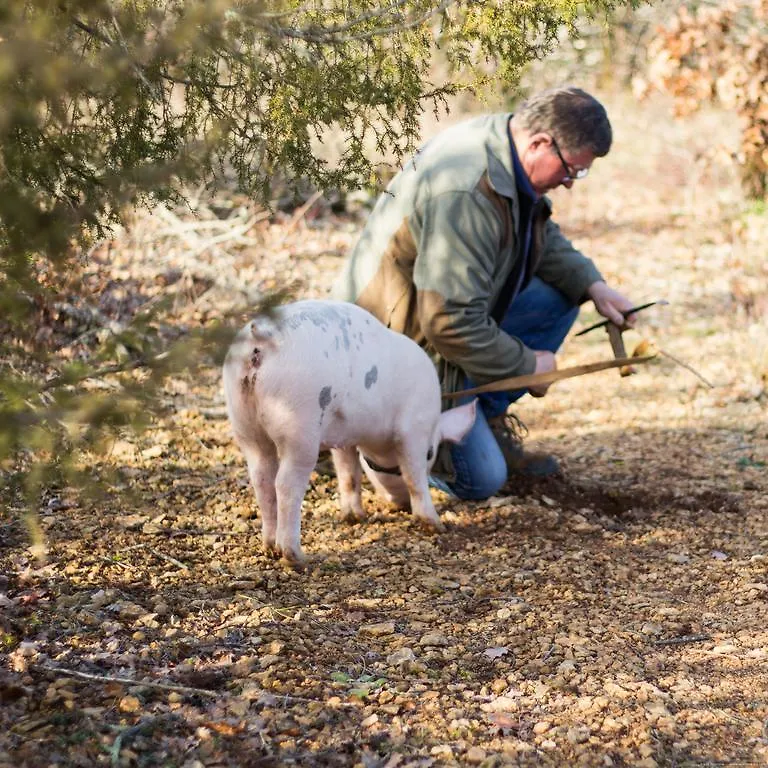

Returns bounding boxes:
[251,300,439,446]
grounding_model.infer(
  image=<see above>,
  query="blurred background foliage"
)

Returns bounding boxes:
[1,0,766,518]
[641,0,768,199]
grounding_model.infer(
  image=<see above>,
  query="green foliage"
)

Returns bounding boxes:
[0,0,643,510]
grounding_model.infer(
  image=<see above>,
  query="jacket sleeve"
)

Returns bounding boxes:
[409,190,537,385]
[535,217,603,304]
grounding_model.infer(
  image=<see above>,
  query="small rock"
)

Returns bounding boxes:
[227,697,250,717]
[465,746,486,764]
[567,725,591,744]
[667,553,690,564]
[645,700,671,718]
[711,644,738,655]
[360,621,396,637]
[419,632,450,647]
[89,589,118,608]
[480,696,518,713]
[361,714,379,728]
[119,695,141,713]
[108,601,146,620]
[540,739,557,749]
[386,647,416,666]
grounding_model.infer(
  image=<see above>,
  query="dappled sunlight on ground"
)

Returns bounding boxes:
[2,92,767,766]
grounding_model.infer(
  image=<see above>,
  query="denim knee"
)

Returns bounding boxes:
[450,444,508,500]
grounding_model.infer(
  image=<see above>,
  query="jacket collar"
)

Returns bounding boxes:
[484,113,553,227]
[485,113,518,199]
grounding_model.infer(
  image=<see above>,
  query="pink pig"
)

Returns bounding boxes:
[222,300,476,565]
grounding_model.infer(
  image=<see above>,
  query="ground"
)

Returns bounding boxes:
[1,92,768,767]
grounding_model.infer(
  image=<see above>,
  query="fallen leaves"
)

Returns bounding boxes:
[1,95,768,768]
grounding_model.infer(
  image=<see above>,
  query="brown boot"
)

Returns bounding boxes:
[487,413,560,478]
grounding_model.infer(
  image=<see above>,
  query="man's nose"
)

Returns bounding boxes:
[562,178,575,189]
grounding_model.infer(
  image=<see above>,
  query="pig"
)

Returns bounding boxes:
[222,299,477,565]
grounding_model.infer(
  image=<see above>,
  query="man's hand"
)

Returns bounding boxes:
[530,350,556,397]
[587,281,636,327]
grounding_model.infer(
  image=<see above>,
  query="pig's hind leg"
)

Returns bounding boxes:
[331,447,366,522]
[240,440,280,555]
[274,442,319,566]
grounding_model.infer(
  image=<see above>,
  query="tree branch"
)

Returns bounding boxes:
[262,0,459,44]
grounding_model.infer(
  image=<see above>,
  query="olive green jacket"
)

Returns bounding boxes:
[332,113,602,396]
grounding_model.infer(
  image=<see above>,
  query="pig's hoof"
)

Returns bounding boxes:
[263,541,280,559]
[340,509,367,525]
[279,549,307,571]
[418,516,445,534]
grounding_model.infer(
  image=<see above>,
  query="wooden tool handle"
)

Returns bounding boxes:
[442,355,657,400]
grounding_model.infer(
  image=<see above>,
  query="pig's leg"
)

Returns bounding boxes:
[274,444,317,566]
[396,444,445,533]
[331,447,366,522]
[241,441,279,555]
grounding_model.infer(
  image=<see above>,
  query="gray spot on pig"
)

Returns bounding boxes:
[338,322,351,350]
[318,386,332,410]
[364,365,378,389]
[281,304,356,352]
[251,347,262,368]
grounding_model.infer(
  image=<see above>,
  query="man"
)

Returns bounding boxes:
[332,86,636,500]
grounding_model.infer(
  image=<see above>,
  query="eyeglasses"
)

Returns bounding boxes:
[549,135,589,181]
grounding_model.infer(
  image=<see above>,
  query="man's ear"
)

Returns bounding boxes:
[528,132,553,151]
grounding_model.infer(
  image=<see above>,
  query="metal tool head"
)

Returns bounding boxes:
[574,300,669,337]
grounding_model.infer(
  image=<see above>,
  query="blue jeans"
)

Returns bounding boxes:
[437,277,579,500]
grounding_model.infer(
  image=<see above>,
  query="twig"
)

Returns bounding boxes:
[160,527,240,537]
[659,348,715,388]
[280,190,324,243]
[39,665,220,697]
[109,716,177,767]
[653,633,712,647]
[269,0,458,44]
[145,547,190,571]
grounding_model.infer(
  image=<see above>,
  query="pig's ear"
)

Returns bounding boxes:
[439,400,477,444]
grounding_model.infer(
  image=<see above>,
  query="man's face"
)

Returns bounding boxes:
[523,133,595,195]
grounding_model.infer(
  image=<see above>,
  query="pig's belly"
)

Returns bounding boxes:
[317,394,395,451]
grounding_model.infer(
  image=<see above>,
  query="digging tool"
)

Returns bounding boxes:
[442,353,657,401]
[574,300,669,377]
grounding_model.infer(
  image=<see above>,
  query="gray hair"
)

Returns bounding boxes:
[512,87,612,157]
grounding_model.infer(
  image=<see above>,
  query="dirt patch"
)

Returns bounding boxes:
[2,92,768,767]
